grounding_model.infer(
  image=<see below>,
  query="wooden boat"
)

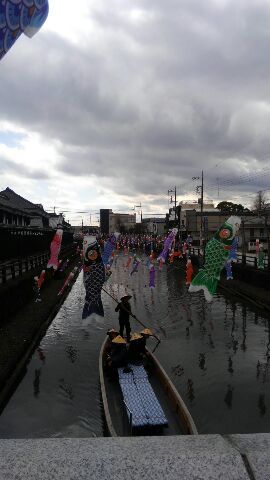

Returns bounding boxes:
[99,337,198,436]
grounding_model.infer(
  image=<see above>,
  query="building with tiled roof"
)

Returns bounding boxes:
[0,187,50,228]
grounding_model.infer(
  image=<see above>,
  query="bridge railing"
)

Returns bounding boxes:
[0,245,77,284]
[188,247,269,269]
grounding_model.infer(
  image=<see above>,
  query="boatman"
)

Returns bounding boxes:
[115,295,133,342]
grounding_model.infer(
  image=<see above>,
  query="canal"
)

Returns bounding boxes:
[0,253,269,437]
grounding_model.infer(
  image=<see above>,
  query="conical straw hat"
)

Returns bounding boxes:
[130,332,143,341]
[140,328,153,336]
[112,335,126,344]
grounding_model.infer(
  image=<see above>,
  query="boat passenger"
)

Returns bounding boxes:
[140,328,153,351]
[108,335,128,369]
[128,332,144,363]
[104,328,119,362]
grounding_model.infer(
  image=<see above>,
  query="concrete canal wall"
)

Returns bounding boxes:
[0,434,269,479]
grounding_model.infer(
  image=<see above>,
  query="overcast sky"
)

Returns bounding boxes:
[1,0,270,225]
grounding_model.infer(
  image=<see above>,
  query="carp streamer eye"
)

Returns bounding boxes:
[88,250,98,261]
[219,228,230,239]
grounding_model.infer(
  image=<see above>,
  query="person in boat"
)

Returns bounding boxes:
[115,295,133,342]
[140,328,153,351]
[108,335,128,369]
[104,328,119,363]
[128,332,144,363]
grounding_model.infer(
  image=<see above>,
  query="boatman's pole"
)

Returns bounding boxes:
[102,287,161,350]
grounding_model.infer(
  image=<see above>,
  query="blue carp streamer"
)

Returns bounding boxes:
[0,0,49,60]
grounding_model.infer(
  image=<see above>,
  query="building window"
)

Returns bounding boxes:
[250,228,254,237]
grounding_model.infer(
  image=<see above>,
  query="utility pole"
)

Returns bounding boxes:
[168,187,177,223]
[200,170,204,248]
[192,174,204,247]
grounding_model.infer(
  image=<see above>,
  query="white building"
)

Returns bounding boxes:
[179,200,217,231]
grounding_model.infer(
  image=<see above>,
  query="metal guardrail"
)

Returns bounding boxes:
[189,247,269,269]
[0,245,76,284]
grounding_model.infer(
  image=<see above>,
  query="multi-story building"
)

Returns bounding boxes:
[100,209,136,234]
[141,217,166,235]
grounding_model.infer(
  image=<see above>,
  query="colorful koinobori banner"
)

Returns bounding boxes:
[0,0,49,61]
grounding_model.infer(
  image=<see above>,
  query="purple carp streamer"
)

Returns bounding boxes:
[0,0,49,60]
[130,254,141,275]
[228,236,239,263]
[157,228,177,264]
[102,232,120,266]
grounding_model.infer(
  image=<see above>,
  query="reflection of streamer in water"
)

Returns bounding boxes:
[181,303,193,326]
[258,394,266,416]
[208,334,215,349]
[33,369,41,398]
[228,356,233,374]
[224,384,234,409]
[230,304,239,354]
[65,345,78,364]
[59,379,74,401]
[241,305,247,351]
[206,302,214,331]
[158,325,167,339]
[37,347,46,364]
[187,378,195,403]
[256,361,261,379]
[199,353,206,371]
[171,364,184,377]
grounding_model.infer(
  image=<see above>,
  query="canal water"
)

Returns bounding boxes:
[0,253,269,437]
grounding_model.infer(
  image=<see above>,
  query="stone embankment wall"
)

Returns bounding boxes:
[0,434,269,479]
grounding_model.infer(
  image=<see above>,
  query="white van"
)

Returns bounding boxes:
[247,241,265,252]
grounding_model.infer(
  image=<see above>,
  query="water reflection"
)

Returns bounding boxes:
[228,356,234,375]
[258,394,266,416]
[208,334,215,349]
[241,305,247,351]
[187,379,195,404]
[199,353,206,371]
[224,384,234,409]
[65,345,78,364]
[37,347,46,364]
[59,379,74,401]
[0,254,270,437]
[171,364,184,377]
[33,369,41,398]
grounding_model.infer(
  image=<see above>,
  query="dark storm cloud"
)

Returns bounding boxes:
[0,157,50,180]
[1,0,270,207]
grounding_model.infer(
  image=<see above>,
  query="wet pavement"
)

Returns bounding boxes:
[0,253,269,437]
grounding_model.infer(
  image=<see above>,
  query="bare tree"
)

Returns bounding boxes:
[252,191,268,212]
